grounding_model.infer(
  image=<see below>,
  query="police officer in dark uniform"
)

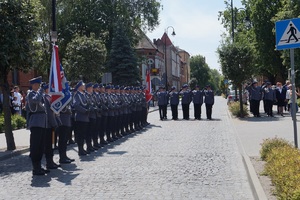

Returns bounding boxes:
[56,101,75,164]
[263,82,276,117]
[180,84,192,120]
[92,83,103,148]
[169,86,179,120]
[105,85,116,142]
[246,81,262,117]
[192,85,204,120]
[26,76,48,175]
[85,82,98,152]
[204,85,214,120]
[98,84,109,145]
[43,83,61,169]
[73,80,90,156]
[156,86,168,120]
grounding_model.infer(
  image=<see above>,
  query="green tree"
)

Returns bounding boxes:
[63,34,107,82]
[56,0,161,59]
[208,69,222,95]
[248,0,285,82]
[190,55,210,88]
[106,23,140,85]
[0,0,37,150]
[218,42,253,117]
[31,0,52,77]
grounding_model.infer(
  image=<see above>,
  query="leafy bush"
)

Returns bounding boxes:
[260,137,292,161]
[0,116,4,133]
[0,114,26,133]
[264,145,300,200]
[228,101,248,117]
[11,114,26,129]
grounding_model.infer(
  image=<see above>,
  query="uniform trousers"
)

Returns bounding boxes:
[193,103,202,119]
[142,107,147,124]
[87,118,97,148]
[30,127,46,169]
[158,105,167,119]
[171,104,178,120]
[57,125,69,159]
[99,115,107,143]
[205,103,213,119]
[251,99,260,116]
[265,100,274,116]
[106,115,114,139]
[182,103,190,119]
[95,117,102,144]
[74,121,88,152]
[45,128,55,163]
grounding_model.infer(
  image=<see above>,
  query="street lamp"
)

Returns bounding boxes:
[164,26,176,91]
[230,0,250,101]
[231,0,250,42]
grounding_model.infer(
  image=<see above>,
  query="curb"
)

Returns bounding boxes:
[0,148,29,162]
[0,109,160,162]
[227,110,268,200]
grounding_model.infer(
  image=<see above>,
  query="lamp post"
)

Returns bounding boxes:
[164,26,176,91]
[231,0,250,101]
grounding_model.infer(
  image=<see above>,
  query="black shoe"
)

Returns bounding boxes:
[59,159,72,164]
[78,150,87,156]
[100,141,108,145]
[68,140,76,145]
[42,168,50,173]
[32,169,46,176]
[66,157,75,162]
[46,163,58,170]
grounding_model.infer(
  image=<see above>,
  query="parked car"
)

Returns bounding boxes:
[227,90,248,105]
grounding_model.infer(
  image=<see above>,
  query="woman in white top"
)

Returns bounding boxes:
[286,84,300,114]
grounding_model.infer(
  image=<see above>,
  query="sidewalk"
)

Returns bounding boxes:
[231,104,300,157]
[0,106,159,161]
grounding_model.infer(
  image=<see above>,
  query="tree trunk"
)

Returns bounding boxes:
[0,72,16,151]
[239,84,244,118]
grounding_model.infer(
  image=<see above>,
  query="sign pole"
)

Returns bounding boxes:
[290,48,298,148]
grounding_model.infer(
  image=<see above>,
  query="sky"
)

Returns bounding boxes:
[147,0,243,71]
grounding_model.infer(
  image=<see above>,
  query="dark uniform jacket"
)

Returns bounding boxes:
[26,89,47,129]
[44,93,58,129]
[180,90,192,104]
[192,90,204,104]
[157,91,168,106]
[169,91,179,105]
[204,90,214,105]
[73,91,89,122]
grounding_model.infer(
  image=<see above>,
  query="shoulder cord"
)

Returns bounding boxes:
[77,92,87,106]
[27,92,38,113]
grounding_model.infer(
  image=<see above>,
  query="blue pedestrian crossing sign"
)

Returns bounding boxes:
[276,18,300,50]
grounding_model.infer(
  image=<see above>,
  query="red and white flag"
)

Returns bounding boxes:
[145,69,152,103]
[49,45,71,114]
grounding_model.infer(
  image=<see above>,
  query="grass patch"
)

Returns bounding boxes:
[228,101,249,117]
[260,138,300,199]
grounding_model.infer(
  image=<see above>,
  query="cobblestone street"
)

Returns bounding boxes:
[0,97,254,200]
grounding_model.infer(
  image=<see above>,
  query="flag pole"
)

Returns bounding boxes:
[51,0,57,149]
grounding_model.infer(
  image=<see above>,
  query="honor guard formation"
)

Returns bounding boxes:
[26,77,150,176]
[155,84,215,121]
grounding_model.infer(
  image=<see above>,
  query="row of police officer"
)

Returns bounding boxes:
[155,84,215,120]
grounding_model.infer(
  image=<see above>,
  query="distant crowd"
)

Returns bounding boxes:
[245,80,298,117]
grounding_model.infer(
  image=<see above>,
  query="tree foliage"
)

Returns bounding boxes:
[56,0,161,59]
[190,55,210,88]
[218,42,253,85]
[0,0,37,150]
[64,34,107,82]
[106,23,140,86]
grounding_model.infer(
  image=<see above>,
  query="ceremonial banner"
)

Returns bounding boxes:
[49,45,72,114]
[145,69,152,103]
